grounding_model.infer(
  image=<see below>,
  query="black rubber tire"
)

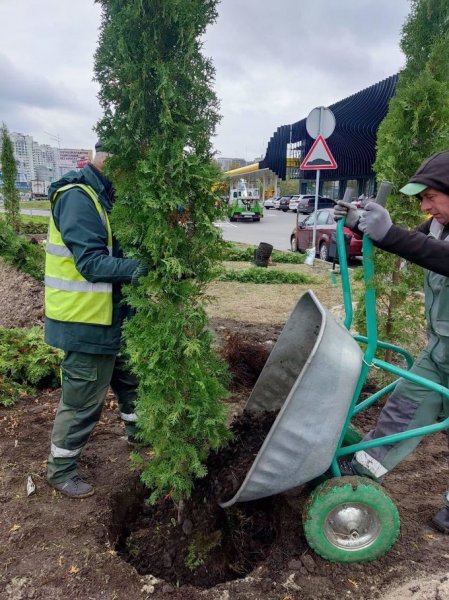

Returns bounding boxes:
[319,242,329,262]
[303,476,400,563]
[290,236,298,252]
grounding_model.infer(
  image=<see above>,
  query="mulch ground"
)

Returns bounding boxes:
[1,258,449,600]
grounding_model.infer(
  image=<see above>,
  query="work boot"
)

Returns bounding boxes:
[338,459,358,476]
[127,434,140,447]
[50,475,94,499]
[431,507,449,534]
[337,458,384,483]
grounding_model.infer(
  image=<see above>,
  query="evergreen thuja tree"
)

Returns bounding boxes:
[354,0,449,356]
[94,0,231,502]
[1,125,20,232]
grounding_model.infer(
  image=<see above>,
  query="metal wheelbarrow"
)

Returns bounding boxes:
[220,183,449,563]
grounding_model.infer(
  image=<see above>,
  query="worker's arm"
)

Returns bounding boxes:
[376,220,449,277]
[53,188,140,284]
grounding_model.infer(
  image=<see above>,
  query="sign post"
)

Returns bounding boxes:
[301,106,337,265]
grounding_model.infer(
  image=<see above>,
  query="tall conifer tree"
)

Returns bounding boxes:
[356,0,449,352]
[1,125,20,232]
[94,0,230,502]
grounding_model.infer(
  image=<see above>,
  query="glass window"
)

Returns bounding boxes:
[304,213,316,226]
[316,211,330,225]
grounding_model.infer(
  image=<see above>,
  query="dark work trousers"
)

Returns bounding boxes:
[354,349,449,480]
[47,351,138,484]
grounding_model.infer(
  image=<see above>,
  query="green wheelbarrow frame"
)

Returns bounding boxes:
[300,191,449,563]
[332,214,449,474]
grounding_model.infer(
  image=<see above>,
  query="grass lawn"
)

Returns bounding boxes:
[20,201,51,210]
[206,260,361,324]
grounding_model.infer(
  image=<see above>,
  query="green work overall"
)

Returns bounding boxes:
[47,351,138,484]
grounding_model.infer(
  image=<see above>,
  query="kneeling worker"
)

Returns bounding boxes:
[335,150,449,533]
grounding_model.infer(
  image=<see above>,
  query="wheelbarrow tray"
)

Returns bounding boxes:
[220,290,363,508]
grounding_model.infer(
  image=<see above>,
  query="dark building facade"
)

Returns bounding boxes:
[259,74,398,197]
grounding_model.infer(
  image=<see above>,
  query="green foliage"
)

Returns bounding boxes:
[223,243,305,264]
[218,267,313,284]
[365,0,449,352]
[17,220,49,235]
[0,327,62,407]
[1,124,20,232]
[401,0,449,80]
[0,219,44,280]
[271,249,305,264]
[185,531,221,571]
[280,179,299,196]
[94,0,231,502]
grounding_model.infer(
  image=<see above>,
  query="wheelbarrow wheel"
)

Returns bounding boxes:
[303,476,400,563]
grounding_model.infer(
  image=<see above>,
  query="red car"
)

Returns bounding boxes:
[290,208,362,261]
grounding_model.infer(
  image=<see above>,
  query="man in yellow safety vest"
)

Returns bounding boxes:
[45,141,147,498]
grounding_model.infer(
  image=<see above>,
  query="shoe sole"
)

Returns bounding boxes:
[59,489,95,499]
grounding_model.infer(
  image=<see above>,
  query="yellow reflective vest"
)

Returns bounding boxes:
[45,183,113,326]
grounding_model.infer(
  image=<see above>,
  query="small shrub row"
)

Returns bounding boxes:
[218,267,313,284]
[0,327,63,407]
[223,244,304,264]
[20,221,49,235]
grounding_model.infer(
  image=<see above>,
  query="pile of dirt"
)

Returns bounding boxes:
[0,258,44,328]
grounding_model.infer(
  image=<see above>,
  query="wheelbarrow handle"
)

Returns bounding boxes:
[373,181,393,207]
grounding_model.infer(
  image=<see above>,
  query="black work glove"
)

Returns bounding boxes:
[131,263,149,286]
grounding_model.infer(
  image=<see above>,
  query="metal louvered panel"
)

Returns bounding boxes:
[259,74,398,181]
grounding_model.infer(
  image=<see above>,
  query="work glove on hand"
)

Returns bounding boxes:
[131,263,149,286]
[358,202,392,242]
[334,201,360,229]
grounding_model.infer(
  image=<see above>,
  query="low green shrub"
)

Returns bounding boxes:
[223,244,304,264]
[0,327,63,407]
[19,221,49,235]
[218,267,313,284]
[271,249,305,264]
[0,219,45,280]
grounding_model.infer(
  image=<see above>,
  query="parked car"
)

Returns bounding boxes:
[290,208,362,261]
[264,196,279,209]
[278,196,292,211]
[296,195,335,214]
[288,194,319,212]
[273,197,282,209]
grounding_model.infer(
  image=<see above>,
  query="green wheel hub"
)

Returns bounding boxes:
[303,476,400,563]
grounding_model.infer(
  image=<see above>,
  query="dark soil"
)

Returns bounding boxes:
[1,261,449,600]
[208,410,278,503]
[118,410,279,588]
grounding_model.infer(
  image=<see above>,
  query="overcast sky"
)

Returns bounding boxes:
[0,0,410,161]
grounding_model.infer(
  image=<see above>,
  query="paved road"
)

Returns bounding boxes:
[7,206,302,252]
[0,208,51,217]
[216,209,305,252]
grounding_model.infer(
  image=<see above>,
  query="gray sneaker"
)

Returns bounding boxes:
[51,475,94,499]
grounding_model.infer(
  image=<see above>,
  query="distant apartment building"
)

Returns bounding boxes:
[0,131,92,189]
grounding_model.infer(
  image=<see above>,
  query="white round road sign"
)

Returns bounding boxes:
[306,107,336,139]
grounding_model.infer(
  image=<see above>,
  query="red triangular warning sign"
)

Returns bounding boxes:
[300,135,337,170]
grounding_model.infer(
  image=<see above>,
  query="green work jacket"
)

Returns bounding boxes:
[44,164,140,354]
